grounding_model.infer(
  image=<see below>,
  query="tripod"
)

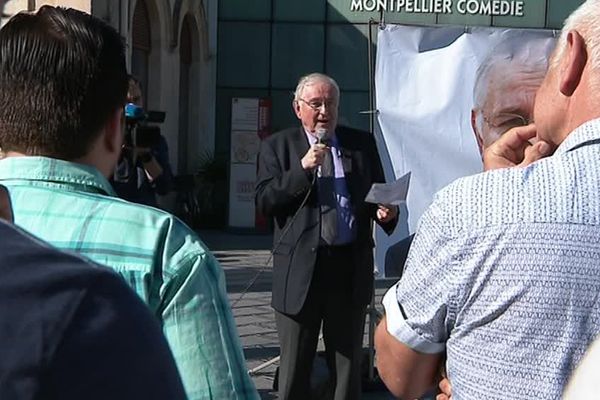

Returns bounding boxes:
[366,281,383,384]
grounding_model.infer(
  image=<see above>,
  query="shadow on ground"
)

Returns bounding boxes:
[244,346,280,361]
[257,389,277,399]
[224,266,273,293]
[197,229,273,251]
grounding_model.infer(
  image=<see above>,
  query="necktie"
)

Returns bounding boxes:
[319,143,337,245]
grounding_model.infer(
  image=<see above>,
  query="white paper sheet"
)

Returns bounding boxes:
[365,172,411,205]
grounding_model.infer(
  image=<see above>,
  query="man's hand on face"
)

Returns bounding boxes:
[301,143,329,171]
[483,124,553,171]
[0,185,13,223]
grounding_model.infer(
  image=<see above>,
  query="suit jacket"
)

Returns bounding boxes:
[256,126,397,315]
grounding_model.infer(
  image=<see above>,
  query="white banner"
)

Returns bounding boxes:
[374,25,555,277]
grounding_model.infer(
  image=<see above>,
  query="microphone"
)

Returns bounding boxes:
[316,128,327,145]
[315,128,329,178]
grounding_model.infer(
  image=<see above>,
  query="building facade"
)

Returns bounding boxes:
[215,0,585,159]
[0,0,589,228]
[4,0,217,177]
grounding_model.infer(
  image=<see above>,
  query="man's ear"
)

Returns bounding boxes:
[471,109,485,157]
[0,185,14,223]
[559,30,587,97]
[103,108,124,154]
[293,100,301,120]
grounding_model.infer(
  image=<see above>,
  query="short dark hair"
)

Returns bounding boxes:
[0,6,127,159]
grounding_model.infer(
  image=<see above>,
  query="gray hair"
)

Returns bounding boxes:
[551,0,600,84]
[293,73,340,102]
[473,31,556,110]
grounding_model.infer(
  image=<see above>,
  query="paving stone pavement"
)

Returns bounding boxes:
[198,230,400,399]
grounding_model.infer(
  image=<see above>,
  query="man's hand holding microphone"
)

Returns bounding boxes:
[301,129,329,171]
[301,141,330,171]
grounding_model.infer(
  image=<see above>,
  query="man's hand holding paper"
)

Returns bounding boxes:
[377,204,398,223]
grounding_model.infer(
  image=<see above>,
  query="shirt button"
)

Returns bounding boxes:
[311,247,316,252]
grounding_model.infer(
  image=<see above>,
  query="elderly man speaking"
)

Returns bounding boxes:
[256,72,398,400]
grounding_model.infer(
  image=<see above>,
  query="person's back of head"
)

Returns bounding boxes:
[0,6,127,160]
[551,0,600,75]
[534,0,600,145]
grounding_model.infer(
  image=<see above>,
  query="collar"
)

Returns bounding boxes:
[554,118,600,156]
[0,156,117,196]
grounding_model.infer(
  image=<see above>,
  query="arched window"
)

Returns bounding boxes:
[131,0,151,108]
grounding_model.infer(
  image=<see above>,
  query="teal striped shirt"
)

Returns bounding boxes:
[0,157,259,400]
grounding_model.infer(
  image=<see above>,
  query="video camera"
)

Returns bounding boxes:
[124,103,165,148]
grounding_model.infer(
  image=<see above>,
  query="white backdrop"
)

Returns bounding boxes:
[374,25,555,277]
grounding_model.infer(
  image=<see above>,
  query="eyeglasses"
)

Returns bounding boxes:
[482,112,533,138]
[297,98,337,112]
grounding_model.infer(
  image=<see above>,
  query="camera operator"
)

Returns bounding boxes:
[112,76,173,207]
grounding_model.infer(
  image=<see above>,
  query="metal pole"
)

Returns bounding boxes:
[367,18,376,136]
[366,16,379,384]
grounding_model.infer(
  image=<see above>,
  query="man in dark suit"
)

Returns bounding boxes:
[256,73,398,400]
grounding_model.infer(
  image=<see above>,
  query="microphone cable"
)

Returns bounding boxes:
[230,131,327,309]
[236,132,328,376]
[230,157,320,310]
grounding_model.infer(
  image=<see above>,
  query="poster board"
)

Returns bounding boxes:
[374,25,555,277]
[228,98,271,229]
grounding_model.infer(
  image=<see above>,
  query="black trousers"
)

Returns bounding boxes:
[275,245,367,400]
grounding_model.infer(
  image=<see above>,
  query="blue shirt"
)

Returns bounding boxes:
[383,118,600,399]
[0,220,187,400]
[305,130,356,244]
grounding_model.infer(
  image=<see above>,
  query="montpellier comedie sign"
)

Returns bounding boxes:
[350,0,526,16]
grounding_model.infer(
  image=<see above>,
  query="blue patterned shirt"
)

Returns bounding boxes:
[383,119,600,399]
[0,157,259,400]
